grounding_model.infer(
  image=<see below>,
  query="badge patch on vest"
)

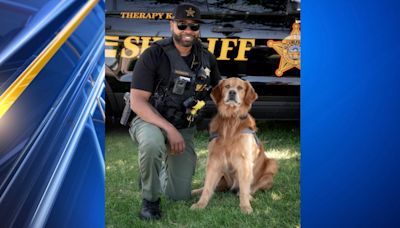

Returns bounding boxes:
[204,67,210,77]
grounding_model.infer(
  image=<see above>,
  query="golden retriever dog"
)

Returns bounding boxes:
[190,78,278,214]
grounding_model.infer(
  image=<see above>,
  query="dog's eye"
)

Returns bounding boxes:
[224,84,230,89]
[237,85,244,90]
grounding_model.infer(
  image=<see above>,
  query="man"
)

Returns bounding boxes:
[129,3,221,220]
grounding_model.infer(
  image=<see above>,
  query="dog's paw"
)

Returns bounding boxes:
[240,205,253,214]
[190,202,206,210]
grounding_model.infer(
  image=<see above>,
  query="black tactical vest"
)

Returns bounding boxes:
[150,37,212,129]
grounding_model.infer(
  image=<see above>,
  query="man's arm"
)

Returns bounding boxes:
[130,88,185,154]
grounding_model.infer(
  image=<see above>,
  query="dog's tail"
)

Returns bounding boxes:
[191,188,203,196]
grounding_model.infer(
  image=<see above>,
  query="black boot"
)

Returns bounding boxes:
[139,198,161,220]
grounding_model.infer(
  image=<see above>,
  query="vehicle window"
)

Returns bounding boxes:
[206,0,287,13]
[106,0,288,13]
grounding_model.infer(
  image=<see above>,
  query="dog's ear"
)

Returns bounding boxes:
[244,81,258,105]
[211,80,224,104]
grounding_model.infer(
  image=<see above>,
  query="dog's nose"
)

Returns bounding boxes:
[229,90,236,96]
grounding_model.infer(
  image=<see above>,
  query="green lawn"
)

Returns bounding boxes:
[106,122,300,227]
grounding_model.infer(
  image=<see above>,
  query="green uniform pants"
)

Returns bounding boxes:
[129,116,197,202]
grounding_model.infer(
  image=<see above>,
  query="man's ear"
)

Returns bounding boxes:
[244,80,258,105]
[211,80,224,104]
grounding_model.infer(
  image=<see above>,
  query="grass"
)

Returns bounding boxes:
[106,121,300,228]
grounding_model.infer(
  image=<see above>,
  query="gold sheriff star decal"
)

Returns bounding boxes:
[186,7,195,17]
[267,21,301,77]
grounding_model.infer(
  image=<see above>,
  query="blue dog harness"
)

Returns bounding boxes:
[209,128,261,147]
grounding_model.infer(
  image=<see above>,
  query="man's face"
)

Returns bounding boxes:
[170,19,200,47]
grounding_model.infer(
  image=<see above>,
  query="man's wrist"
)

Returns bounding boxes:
[163,123,176,133]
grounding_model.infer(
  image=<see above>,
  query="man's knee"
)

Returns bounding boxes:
[134,122,167,157]
[140,137,166,159]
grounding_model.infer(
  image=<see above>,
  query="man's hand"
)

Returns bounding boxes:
[165,126,185,154]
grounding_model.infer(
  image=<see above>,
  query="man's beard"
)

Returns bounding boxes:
[172,31,198,47]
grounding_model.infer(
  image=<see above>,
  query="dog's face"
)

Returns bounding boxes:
[211,78,258,117]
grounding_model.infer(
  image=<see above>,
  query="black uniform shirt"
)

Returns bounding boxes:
[131,43,221,93]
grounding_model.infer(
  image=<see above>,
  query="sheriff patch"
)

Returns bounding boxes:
[267,21,301,77]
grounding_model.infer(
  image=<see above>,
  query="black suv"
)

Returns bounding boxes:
[105,0,300,124]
